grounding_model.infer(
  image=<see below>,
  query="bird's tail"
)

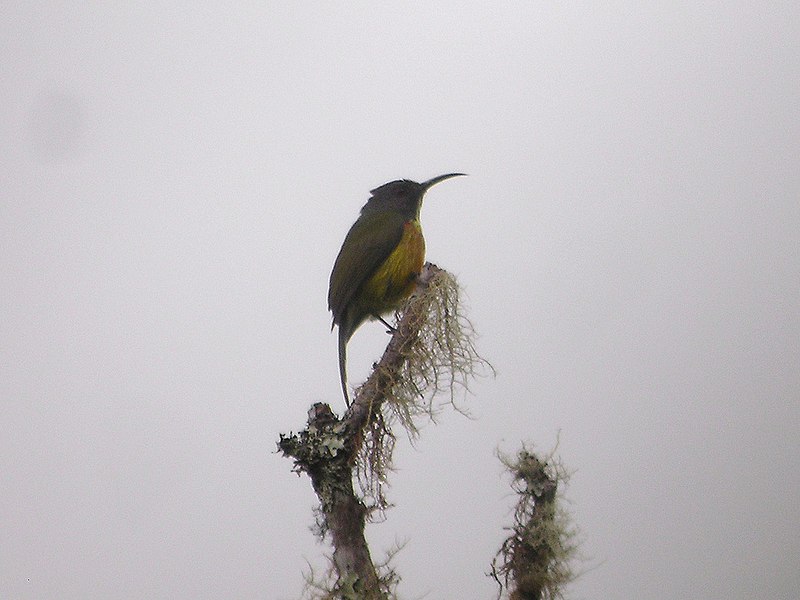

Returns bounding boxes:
[338,325,350,406]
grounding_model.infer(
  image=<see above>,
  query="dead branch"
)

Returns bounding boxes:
[279,263,489,598]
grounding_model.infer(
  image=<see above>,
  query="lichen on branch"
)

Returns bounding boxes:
[279,263,492,599]
[491,447,578,600]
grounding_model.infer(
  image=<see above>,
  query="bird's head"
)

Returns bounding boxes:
[363,173,466,219]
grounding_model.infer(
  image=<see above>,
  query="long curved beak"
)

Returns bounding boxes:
[421,172,467,190]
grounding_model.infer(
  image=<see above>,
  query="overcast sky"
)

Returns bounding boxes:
[2,3,798,599]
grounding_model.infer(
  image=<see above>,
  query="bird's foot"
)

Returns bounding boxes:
[376,315,396,333]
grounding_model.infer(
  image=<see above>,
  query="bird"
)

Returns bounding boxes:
[328,173,466,405]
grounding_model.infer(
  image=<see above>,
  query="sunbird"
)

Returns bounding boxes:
[328,173,465,405]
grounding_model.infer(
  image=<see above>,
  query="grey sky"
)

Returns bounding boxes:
[2,3,798,599]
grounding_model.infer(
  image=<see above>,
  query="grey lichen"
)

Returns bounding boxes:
[492,446,578,600]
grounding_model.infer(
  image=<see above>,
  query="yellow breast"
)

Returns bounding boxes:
[361,220,425,315]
